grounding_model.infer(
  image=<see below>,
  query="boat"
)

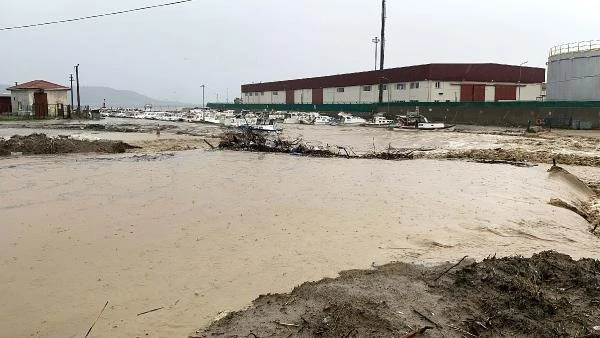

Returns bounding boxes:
[364,113,394,127]
[391,112,455,131]
[335,112,366,125]
[298,112,319,124]
[312,115,333,125]
[238,112,282,132]
[283,112,301,124]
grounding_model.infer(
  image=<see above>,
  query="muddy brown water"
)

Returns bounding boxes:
[1,123,600,337]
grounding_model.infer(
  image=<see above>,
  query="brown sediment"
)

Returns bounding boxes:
[191,251,600,338]
[423,148,600,167]
[547,165,600,236]
[0,133,138,156]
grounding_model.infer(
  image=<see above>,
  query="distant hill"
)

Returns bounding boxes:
[1,84,193,109]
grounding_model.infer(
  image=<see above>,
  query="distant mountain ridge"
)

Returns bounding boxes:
[1,84,193,108]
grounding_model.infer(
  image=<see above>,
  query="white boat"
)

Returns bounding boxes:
[364,114,394,127]
[312,115,333,125]
[238,113,282,132]
[336,112,366,125]
[298,112,322,124]
[392,112,455,131]
[283,112,301,124]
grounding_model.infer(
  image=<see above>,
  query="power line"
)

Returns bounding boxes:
[0,0,194,31]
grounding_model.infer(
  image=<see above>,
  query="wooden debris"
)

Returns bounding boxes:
[448,324,478,337]
[411,308,441,328]
[433,256,468,282]
[203,139,216,149]
[137,306,164,316]
[400,326,434,338]
[85,301,109,338]
[274,321,300,328]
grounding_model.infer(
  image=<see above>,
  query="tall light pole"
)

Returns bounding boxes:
[200,84,206,107]
[372,37,380,71]
[378,0,386,103]
[69,74,74,118]
[518,60,528,101]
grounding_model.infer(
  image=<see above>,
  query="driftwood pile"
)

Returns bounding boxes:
[218,129,416,160]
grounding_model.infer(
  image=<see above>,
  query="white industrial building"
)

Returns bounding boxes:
[547,40,600,101]
[242,63,546,105]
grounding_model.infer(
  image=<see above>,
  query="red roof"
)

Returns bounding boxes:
[242,63,546,92]
[7,80,70,91]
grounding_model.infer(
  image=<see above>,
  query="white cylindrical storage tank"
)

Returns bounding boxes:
[547,40,600,101]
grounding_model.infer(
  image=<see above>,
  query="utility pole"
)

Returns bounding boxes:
[518,60,528,101]
[75,64,81,116]
[378,0,386,104]
[200,84,206,107]
[226,88,229,103]
[69,74,74,118]
[372,37,380,71]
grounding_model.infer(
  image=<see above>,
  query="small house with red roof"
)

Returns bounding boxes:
[7,80,70,118]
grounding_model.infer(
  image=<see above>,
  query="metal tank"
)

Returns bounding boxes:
[547,40,600,101]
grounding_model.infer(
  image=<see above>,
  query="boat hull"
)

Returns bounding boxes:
[393,123,455,131]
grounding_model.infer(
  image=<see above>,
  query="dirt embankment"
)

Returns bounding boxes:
[0,133,138,156]
[192,251,600,338]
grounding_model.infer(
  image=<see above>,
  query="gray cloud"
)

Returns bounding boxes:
[1,0,598,104]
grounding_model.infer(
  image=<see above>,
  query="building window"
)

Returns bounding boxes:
[261,92,264,96]
[410,82,420,89]
[382,84,387,90]
[396,83,406,90]
[363,85,372,91]
[249,93,252,96]
[434,81,441,89]
[336,87,345,93]
[273,91,278,95]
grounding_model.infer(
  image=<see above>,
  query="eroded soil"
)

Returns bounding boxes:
[193,251,600,338]
[0,133,138,156]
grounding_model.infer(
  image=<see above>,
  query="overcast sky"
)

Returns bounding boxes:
[1,0,599,104]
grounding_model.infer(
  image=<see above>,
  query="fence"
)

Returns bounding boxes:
[3,104,93,119]
[549,40,600,57]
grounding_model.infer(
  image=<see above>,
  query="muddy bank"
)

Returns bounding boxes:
[426,148,600,167]
[217,129,600,168]
[192,251,600,338]
[0,133,138,156]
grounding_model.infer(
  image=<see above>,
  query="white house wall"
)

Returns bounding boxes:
[46,91,68,105]
[11,89,69,115]
[11,91,33,113]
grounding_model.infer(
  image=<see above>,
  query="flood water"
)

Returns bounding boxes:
[1,125,600,337]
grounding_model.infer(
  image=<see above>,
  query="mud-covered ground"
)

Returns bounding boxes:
[193,251,600,338]
[0,133,138,156]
